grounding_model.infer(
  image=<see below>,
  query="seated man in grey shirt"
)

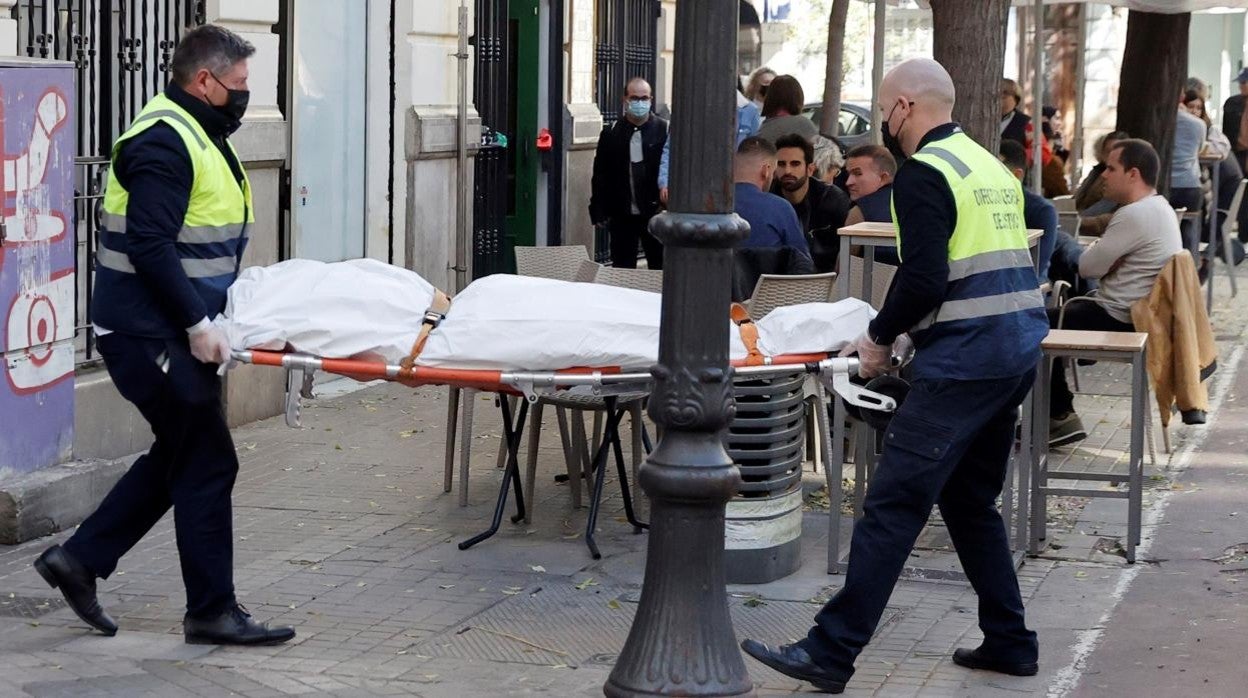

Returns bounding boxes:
[1048,139,1183,446]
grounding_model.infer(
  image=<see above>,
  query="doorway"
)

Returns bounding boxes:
[287,0,368,261]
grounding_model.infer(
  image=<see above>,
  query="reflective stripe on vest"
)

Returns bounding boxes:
[99,211,249,245]
[899,131,1043,332]
[96,246,240,278]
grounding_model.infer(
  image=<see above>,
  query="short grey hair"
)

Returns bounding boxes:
[813,135,844,179]
[171,24,255,86]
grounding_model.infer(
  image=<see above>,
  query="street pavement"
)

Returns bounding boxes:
[0,272,1245,696]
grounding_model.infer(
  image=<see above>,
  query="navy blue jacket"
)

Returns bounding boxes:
[734,183,810,253]
[92,84,246,337]
[1022,188,1058,281]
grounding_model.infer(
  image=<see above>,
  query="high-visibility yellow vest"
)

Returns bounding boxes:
[893,129,1048,380]
[93,93,253,335]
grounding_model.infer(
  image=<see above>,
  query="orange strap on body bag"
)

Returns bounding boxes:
[730,302,766,366]
[401,289,452,369]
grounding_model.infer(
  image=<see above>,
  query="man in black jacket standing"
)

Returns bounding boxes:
[589,77,668,269]
[33,25,294,647]
[770,133,850,271]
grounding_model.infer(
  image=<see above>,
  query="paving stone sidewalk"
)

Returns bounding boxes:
[0,272,1243,697]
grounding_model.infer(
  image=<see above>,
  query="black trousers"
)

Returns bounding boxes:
[608,214,663,270]
[65,332,238,620]
[798,372,1038,676]
[1047,304,1133,417]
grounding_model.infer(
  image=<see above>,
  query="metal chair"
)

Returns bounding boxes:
[844,256,898,309]
[1050,195,1076,213]
[514,245,594,280]
[519,263,658,525]
[744,271,838,319]
[592,265,664,294]
[444,245,593,506]
[1203,177,1245,302]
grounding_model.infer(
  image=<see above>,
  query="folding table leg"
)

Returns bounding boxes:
[584,399,628,560]
[496,396,517,468]
[610,410,648,533]
[459,396,530,551]
[1127,354,1146,563]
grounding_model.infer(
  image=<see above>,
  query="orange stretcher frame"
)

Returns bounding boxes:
[237,349,840,396]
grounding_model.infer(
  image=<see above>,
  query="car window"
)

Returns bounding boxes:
[839,109,868,137]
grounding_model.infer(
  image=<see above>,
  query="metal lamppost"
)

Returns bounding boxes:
[604,1,754,696]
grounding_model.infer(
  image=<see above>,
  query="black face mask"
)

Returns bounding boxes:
[881,101,909,163]
[210,72,250,125]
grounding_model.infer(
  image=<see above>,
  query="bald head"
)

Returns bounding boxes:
[624,77,651,98]
[880,58,955,113]
[877,58,957,157]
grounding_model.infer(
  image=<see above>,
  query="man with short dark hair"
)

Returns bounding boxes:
[34,24,295,646]
[1047,139,1183,446]
[770,133,849,270]
[843,144,896,225]
[589,77,668,268]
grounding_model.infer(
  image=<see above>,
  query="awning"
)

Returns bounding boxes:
[912,1,1248,12]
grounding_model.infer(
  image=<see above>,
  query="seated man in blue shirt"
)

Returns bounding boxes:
[999,139,1058,281]
[734,136,811,256]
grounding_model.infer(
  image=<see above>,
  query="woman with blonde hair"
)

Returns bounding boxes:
[744,66,776,110]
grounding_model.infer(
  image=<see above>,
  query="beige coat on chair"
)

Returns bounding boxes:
[1130,252,1218,427]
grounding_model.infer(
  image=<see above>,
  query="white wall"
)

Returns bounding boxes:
[1190,10,1247,125]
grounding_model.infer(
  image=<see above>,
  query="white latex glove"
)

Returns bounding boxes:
[838,331,892,379]
[188,321,232,365]
[892,333,915,368]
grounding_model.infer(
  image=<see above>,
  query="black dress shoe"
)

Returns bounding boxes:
[1181,409,1207,425]
[952,647,1038,676]
[33,545,117,636]
[740,639,848,693]
[184,604,295,646]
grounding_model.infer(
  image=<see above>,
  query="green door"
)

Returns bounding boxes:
[506,0,540,252]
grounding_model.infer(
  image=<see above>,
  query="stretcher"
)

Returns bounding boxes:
[232,348,895,558]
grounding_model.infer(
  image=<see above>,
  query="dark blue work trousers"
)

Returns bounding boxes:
[65,332,238,620]
[799,371,1039,676]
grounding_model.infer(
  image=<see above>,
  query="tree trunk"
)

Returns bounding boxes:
[1115,11,1190,195]
[931,0,1012,153]
[820,0,851,138]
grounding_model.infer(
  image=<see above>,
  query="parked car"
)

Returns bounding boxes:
[800,101,873,152]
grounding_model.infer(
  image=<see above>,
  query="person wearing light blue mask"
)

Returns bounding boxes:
[589,77,669,268]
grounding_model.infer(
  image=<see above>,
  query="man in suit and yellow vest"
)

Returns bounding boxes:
[34,25,294,646]
[742,58,1048,692]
